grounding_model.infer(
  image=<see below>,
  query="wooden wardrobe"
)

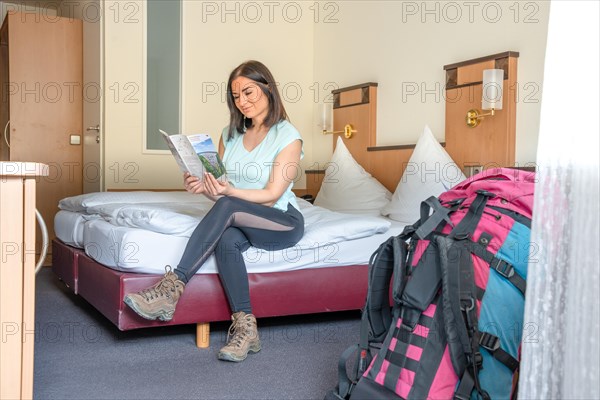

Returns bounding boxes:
[0,12,83,251]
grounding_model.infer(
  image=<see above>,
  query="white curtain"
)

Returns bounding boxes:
[519,1,600,399]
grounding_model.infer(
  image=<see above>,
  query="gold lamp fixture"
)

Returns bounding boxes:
[466,69,504,128]
[318,103,358,139]
[322,124,357,139]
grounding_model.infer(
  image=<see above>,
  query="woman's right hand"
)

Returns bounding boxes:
[183,172,205,194]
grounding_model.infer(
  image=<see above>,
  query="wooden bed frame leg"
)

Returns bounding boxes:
[196,323,210,348]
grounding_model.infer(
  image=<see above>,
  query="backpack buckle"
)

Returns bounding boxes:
[467,351,484,367]
[460,298,475,312]
[445,198,465,207]
[400,308,419,332]
[454,233,470,240]
[479,332,501,352]
[493,259,515,278]
[400,320,417,332]
[476,190,497,198]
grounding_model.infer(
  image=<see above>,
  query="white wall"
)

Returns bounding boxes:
[313,1,550,165]
[101,0,549,189]
[182,1,315,186]
[103,0,314,189]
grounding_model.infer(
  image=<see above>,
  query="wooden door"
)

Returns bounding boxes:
[8,12,83,246]
[0,19,9,161]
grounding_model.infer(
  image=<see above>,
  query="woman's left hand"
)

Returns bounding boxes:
[203,173,232,197]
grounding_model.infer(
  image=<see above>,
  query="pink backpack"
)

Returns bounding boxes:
[327,168,535,400]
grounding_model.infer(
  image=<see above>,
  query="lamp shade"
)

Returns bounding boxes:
[318,102,333,131]
[482,68,504,110]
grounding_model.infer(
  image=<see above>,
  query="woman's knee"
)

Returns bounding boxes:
[206,197,237,221]
[213,196,252,214]
[215,227,249,254]
[214,196,235,210]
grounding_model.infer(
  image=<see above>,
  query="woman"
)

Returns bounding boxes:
[124,60,304,362]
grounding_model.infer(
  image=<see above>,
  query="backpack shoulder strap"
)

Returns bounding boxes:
[365,235,407,342]
[436,234,491,400]
[415,196,457,239]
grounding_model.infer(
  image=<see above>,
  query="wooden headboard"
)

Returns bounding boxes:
[444,51,519,170]
[305,82,439,196]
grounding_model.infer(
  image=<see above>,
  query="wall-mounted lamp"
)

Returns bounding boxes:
[323,124,357,139]
[466,68,504,128]
[318,103,358,139]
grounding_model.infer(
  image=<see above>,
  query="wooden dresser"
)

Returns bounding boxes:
[0,162,48,399]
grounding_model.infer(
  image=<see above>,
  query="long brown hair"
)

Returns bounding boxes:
[226,60,288,141]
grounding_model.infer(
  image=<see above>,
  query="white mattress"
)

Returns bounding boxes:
[82,218,407,274]
[54,210,95,248]
[55,191,410,274]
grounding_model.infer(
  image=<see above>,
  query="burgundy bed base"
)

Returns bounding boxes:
[51,239,369,347]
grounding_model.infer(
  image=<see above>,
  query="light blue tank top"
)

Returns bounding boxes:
[221,120,303,212]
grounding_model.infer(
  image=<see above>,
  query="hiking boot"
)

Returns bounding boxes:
[123,266,185,322]
[218,312,261,362]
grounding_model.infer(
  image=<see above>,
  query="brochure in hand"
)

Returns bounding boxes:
[160,129,227,181]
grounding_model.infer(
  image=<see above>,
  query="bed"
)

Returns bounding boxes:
[51,74,504,348]
[51,195,407,347]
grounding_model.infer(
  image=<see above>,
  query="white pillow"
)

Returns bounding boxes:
[85,202,212,237]
[59,191,207,212]
[314,137,391,215]
[381,125,466,223]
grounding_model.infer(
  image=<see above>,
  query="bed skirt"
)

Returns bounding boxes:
[51,239,369,331]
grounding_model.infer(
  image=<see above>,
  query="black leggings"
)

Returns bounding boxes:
[174,196,304,313]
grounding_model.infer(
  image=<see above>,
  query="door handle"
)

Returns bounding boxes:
[86,125,100,132]
[3,120,9,148]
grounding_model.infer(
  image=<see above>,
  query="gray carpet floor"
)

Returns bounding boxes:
[33,268,362,399]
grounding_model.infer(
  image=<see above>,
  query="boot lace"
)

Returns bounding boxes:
[139,266,180,302]
[226,315,253,349]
